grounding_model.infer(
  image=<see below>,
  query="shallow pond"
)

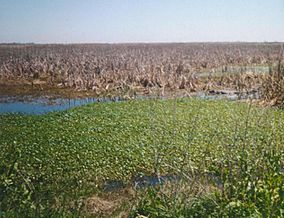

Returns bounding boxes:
[103,173,223,192]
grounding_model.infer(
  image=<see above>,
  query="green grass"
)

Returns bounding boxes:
[1,98,284,217]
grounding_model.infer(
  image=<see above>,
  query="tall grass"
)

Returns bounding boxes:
[261,58,284,107]
[131,101,284,217]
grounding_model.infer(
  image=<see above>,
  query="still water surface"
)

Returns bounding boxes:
[0,96,122,115]
[0,91,259,115]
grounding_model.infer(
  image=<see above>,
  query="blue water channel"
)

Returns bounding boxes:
[0,91,259,115]
[0,96,122,115]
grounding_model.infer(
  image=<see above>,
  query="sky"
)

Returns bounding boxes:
[0,0,283,43]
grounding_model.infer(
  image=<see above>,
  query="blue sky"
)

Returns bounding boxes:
[0,0,283,43]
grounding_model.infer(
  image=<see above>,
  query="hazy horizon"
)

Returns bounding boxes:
[1,41,284,45]
[1,0,283,43]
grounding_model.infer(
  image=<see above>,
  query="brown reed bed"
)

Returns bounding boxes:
[0,43,282,99]
[260,60,284,107]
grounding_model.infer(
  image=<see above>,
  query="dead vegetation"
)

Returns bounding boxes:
[260,60,284,107]
[0,43,281,97]
[83,188,135,217]
[1,43,283,105]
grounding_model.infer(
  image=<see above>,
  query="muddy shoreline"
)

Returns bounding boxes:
[0,78,259,102]
[0,80,99,100]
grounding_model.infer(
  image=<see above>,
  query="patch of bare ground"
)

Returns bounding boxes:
[83,188,135,217]
[0,79,99,99]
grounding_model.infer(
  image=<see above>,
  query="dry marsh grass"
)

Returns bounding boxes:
[0,43,282,98]
[261,60,284,107]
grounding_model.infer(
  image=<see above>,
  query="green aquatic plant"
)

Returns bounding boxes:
[0,98,284,216]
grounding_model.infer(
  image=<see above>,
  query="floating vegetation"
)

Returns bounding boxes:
[1,98,284,216]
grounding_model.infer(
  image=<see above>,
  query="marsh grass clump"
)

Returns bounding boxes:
[261,60,284,107]
[131,102,284,217]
